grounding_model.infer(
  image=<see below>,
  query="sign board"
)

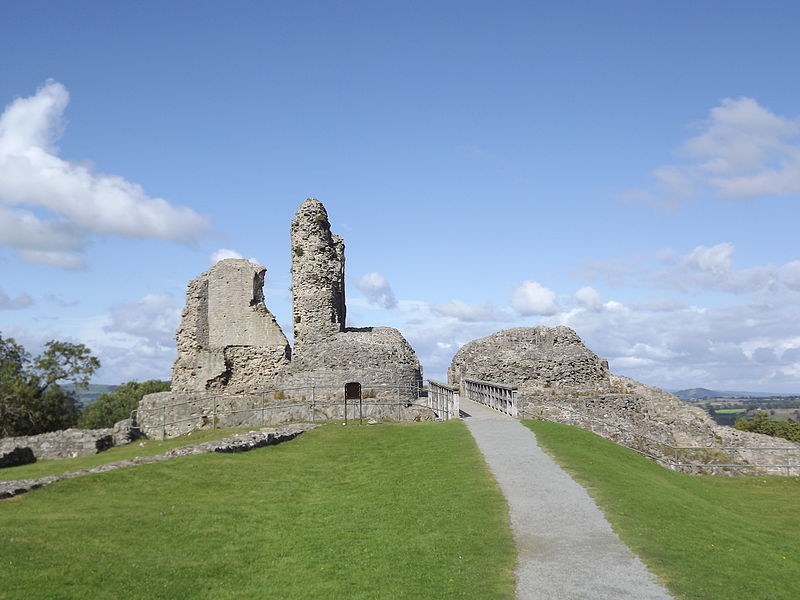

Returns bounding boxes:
[344,382,361,400]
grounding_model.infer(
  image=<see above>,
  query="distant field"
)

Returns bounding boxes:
[0,422,515,599]
[714,408,746,414]
[61,383,118,407]
[525,420,800,600]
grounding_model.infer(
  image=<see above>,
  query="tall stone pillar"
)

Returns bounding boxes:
[290,198,346,352]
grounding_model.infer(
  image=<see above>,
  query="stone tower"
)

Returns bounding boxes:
[290,198,346,352]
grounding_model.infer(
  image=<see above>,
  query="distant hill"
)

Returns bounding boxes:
[674,387,796,400]
[61,383,118,407]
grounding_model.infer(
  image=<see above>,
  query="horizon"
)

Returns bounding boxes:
[2,2,800,393]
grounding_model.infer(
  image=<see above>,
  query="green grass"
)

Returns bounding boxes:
[523,419,800,600]
[714,408,746,414]
[0,428,258,481]
[0,421,515,599]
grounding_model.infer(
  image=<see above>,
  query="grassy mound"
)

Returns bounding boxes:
[1,422,515,599]
[524,419,800,600]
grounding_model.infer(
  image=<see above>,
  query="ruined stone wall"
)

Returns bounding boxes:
[451,326,799,474]
[291,198,346,352]
[149,198,425,435]
[172,259,291,392]
[282,327,423,398]
[137,389,434,438]
[0,428,114,461]
[449,326,610,394]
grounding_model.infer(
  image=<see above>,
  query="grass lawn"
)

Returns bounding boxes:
[1,421,515,599]
[523,419,800,600]
[0,427,259,481]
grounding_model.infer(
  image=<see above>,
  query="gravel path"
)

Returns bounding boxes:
[461,398,673,600]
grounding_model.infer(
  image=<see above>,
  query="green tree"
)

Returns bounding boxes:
[0,335,100,437]
[78,380,170,429]
[735,411,800,443]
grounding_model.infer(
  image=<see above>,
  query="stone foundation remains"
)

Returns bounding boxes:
[0,428,114,463]
[0,423,318,499]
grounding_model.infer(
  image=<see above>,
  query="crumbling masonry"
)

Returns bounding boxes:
[139,198,424,436]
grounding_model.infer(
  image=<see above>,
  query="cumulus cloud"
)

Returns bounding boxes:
[209,248,243,264]
[431,299,512,322]
[626,97,800,205]
[573,257,639,286]
[356,272,398,309]
[208,248,261,266]
[511,280,560,315]
[18,249,86,269]
[103,293,180,346]
[87,293,182,382]
[0,80,209,268]
[548,297,800,392]
[345,263,800,391]
[574,286,602,311]
[649,242,797,295]
[0,289,33,310]
[684,243,734,275]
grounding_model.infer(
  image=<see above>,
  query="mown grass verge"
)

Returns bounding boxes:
[0,427,258,481]
[1,421,515,599]
[523,419,800,600]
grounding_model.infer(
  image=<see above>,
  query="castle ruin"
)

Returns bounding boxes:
[139,198,425,437]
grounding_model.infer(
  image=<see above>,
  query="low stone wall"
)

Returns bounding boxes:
[0,428,115,463]
[138,390,436,439]
[1,423,319,500]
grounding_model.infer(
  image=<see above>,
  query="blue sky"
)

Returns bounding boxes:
[2,1,800,392]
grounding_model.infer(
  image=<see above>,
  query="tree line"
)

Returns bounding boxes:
[1,334,168,438]
[734,411,800,443]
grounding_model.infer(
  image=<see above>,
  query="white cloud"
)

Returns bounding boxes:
[210,248,243,264]
[546,292,800,392]
[0,80,209,268]
[628,97,800,205]
[0,289,33,310]
[82,293,182,383]
[655,247,678,264]
[511,280,560,315]
[682,97,799,178]
[208,248,260,266]
[0,206,83,251]
[431,299,512,322]
[684,242,734,275]
[573,257,638,286]
[574,286,602,311]
[18,249,86,269]
[637,297,689,312]
[103,293,180,346]
[356,272,398,309]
